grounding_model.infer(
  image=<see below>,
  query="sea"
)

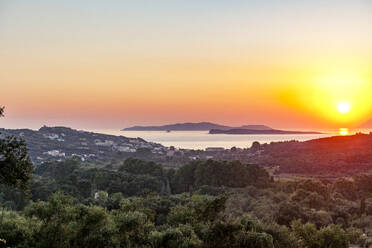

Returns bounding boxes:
[91,129,342,150]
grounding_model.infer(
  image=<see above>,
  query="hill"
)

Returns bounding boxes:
[254,132,372,175]
[123,122,272,131]
[0,126,166,164]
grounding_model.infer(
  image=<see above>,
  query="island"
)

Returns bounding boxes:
[123,122,273,131]
[209,128,322,135]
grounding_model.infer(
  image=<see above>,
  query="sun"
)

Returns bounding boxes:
[337,102,351,114]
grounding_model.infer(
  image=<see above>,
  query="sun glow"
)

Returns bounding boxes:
[280,67,372,127]
[337,102,351,114]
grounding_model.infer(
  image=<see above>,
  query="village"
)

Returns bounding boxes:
[0,126,264,167]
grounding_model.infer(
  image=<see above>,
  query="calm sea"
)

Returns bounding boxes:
[91,130,339,150]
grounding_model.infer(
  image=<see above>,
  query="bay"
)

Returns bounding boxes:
[91,130,335,150]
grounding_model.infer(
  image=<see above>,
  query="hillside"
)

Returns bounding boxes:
[255,132,372,175]
[0,126,166,164]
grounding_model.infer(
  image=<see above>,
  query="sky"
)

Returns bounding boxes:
[1,0,372,130]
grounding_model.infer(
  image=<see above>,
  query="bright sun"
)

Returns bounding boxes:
[337,102,351,114]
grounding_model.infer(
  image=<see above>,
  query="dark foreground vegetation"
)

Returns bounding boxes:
[1,157,372,247]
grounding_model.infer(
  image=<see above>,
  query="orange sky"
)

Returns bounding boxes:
[1,1,372,130]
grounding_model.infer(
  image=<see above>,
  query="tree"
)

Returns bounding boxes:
[0,210,37,247]
[119,158,164,177]
[0,107,33,190]
[149,225,202,248]
[172,160,271,193]
[276,202,305,226]
[251,141,261,152]
[290,220,353,248]
[24,192,77,248]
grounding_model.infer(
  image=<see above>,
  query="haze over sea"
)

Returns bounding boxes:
[91,129,343,150]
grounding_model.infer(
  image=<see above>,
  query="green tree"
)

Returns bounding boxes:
[119,158,164,177]
[291,220,352,248]
[23,192,78,248]
[0,210,38,247]
[73,205,117,248]
[149,225,202,248]
[0,107,33,190]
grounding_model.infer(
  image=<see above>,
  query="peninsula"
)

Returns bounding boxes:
[209,128,322,135]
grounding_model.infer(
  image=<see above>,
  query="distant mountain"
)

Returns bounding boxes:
[122,122,273,131]
[209,128,322,135]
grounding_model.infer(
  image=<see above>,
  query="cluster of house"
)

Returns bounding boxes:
[39,130,175,161]
[43,150,65,157]
[41,131,170,153]
[187,147,226,160]
[43,133,65,142]
[33,130,251,164]
[93,138,147,153]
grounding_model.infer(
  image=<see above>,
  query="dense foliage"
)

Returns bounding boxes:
[0,108,33,190]
[0,190,364,248]
[0,157,371,247]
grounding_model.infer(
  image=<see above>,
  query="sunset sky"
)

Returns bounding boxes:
[1,0,372,130]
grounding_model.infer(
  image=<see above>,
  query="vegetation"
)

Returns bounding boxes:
[256,134,372,175]
[0,157,371,247]
[0,108,33,190]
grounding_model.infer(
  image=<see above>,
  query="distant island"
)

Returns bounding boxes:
[209,128,322,135]
[123,122,273,131]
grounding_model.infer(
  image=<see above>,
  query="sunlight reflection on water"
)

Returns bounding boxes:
[339,128,349,136]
